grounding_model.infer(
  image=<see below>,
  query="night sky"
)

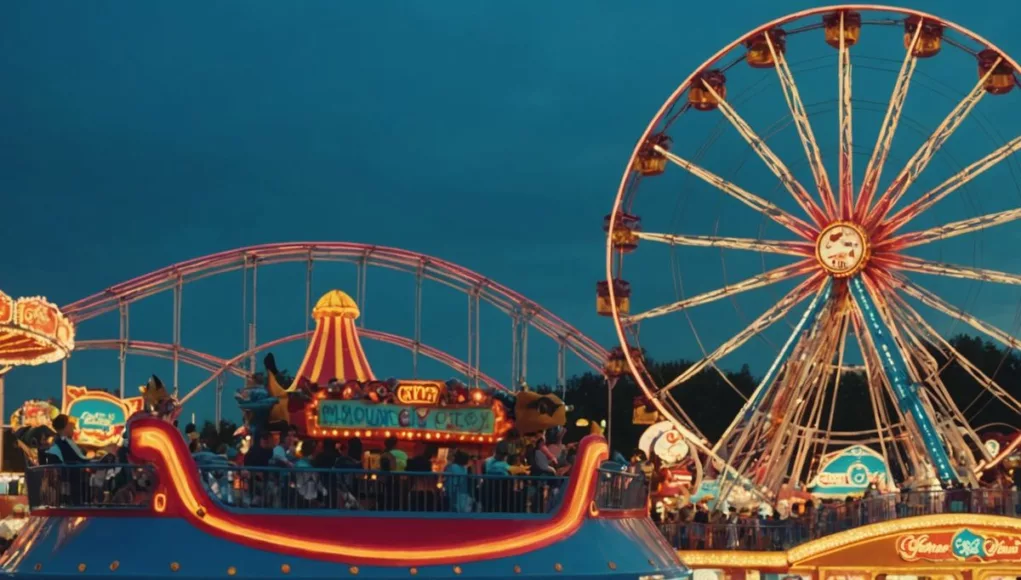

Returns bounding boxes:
[3,1,1021,425]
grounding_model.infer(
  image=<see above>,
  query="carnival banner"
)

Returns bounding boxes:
[807,444,892,498]
[317,399,497,435]
[896,529,1021,563]
[63,386,145,447]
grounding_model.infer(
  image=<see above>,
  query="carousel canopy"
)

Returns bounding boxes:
[293,290,375,385]
[0,290,75,367]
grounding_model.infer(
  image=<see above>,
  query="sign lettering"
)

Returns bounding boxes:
[897,530,1021,563]
[396,382,442,405]
[318,400,495,435]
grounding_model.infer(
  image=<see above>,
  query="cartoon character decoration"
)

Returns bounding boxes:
[445,379,470,405]
[262,353,303,427]
[234,377,278,440]
[138,375,181,423]
[367,379,396,404]
[513,388,567,435]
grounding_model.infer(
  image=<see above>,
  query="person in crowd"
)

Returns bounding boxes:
[295,439,324,507]
[484,441,512,476]
[45,415,90,505]
[312,439,340,469]
[379,436,406,472]
[406,444,439,511]
[407,444,438,473]
[46,415,88,465]
[244,432,274,467]
[531,432,559,476]
[271,426,298,468]
[243,431,274,507]
[444,450,473,513]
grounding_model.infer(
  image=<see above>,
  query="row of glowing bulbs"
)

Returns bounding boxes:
[305,426,497,444]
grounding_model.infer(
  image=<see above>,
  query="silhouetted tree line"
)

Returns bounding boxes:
[557,334,1021,455]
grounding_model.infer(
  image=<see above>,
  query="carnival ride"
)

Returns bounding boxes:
[0,249,689,580]
[605,4,1021,504]
[54,243,609,423]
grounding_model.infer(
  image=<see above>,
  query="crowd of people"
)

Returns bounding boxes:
[191,424,580,514]
[658,481,1021,551]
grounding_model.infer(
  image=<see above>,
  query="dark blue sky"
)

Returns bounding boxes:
[3,1,1021,423]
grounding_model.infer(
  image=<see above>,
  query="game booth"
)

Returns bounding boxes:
[239,290,567,469]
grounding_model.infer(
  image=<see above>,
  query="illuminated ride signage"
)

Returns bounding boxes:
[897,529,1021,563]
[395,381,443,405]
[318,399,496,435]
[63,385,145,447]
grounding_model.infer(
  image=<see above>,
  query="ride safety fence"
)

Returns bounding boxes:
[659,489,1021,552]
[25,463,648,516]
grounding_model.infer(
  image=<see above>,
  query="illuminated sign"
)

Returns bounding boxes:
[63,386,145,447]
[395,381,442,405]
[897,529,1021,563]
[318,399,496,435]
[10,400,59,429]
[807,444,891,498]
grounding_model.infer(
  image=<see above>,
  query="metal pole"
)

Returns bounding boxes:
[413,263,423,377]
[557,339,566,400]
[357,254,368,328]
[173,277,182,398]
[606,377,616,451]
[215,375,224,425]
[241,254,249,371]
[61,358,68,409]
[305,252,313,346]
[248,261,258,373]
[118,302,128,399]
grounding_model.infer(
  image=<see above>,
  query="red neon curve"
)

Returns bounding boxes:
[128,418,609,565]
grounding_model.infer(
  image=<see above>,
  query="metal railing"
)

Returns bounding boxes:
[594,468,649,510]
[659,489,1021,551]
[26,464,157,510]
[199,466,568,514]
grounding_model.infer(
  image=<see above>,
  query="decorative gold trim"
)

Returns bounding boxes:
[815,221,870,278]
[678,515,1021,570]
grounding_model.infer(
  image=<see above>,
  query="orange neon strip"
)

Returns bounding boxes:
[132,422,606,564]
[292,322,325,384]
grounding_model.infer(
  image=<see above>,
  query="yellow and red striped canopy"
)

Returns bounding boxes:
[293,290,374,385]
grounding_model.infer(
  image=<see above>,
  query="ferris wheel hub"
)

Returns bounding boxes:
[815,221,870,278]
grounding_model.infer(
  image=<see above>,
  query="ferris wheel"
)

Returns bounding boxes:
[604,5,1021,500]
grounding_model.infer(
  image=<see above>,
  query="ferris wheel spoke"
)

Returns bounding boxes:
[849,276,959,482]
[882,207,1021,251]
[837,14,854,220]
[634,231,813,257]
[712,279,834,454]
[763,35,837,218]
[625,260,814,324]
[880,135,1021,237]
[697,83,830,227]
[885,255,1021,286]
[891,274,1021,351]
[658,274,823,392]
[854,19,922,220]
[891,295,1021,417]
[866,56,1004,228]
[655,146,817,240]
